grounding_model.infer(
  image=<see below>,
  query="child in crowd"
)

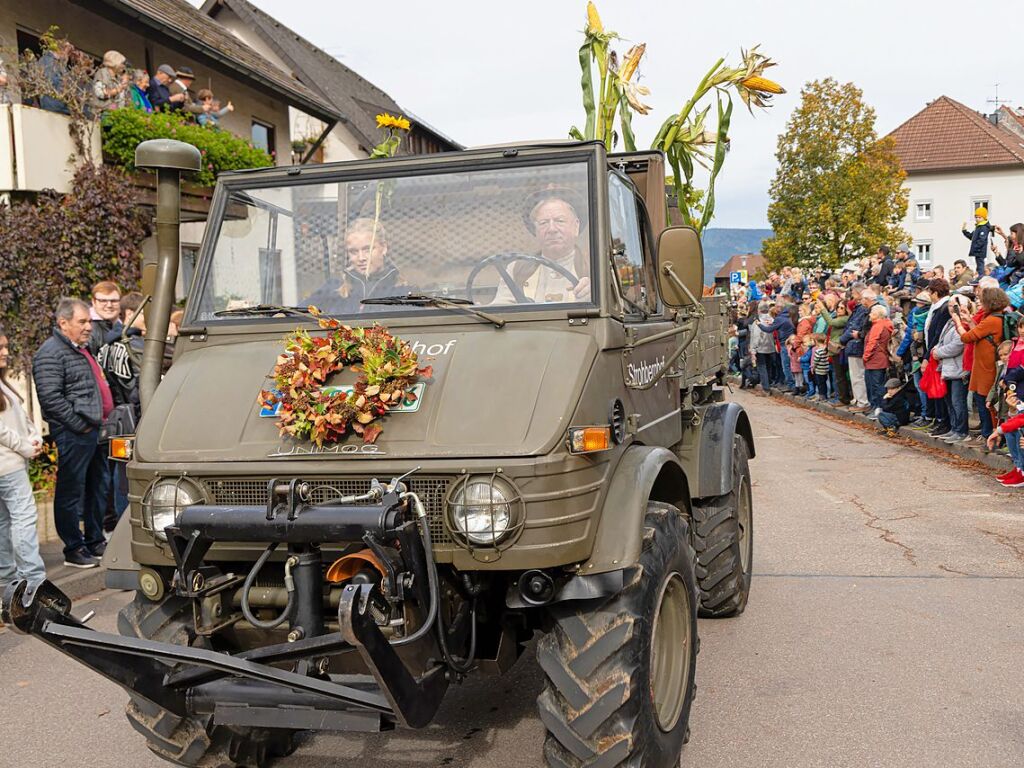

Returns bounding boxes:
[878,377,912,436]
[987,341,1014,425]
[197,88,234,127]
[810,333,830,401]
[989,388,1024,487]
[787,334,805,393]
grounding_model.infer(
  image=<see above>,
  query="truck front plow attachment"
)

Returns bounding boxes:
[1,579,446,731]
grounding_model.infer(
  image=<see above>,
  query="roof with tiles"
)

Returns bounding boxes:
[888,95,1024,173]
[201,0,461,153]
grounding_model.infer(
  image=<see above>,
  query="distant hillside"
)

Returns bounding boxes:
[701,228,772,277]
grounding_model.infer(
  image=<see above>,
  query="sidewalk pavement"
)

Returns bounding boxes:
[758,386,1014,472]
[40,540,107,601]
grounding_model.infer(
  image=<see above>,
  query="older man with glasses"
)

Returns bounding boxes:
[86,280,122,357]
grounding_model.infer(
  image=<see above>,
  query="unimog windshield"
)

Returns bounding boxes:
[189,157,598,323]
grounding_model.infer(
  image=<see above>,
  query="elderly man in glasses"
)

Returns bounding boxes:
[86,280,123,357]
[490,187,592,305]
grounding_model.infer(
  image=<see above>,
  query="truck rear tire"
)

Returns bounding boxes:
[693,436,752,618]
[537,502,698,768]
[117,594,298,768]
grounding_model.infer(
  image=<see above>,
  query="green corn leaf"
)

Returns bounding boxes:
[618,90,636,152]
[651,114,677,150]
[569,126,586,141]
[666,146,689,226]
[579,42,596,140]
[699,93,734,233]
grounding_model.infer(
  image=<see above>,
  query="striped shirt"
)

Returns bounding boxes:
[812,347,831,375]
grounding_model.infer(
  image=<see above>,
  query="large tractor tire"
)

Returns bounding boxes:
[117,594,299,768]
[692,435,753,618]
[537,502,699,768]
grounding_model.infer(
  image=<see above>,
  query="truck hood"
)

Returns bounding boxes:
[137,328,596,462]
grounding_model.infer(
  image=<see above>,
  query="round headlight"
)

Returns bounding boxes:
[448,476,518,546]
[145,478,204,541]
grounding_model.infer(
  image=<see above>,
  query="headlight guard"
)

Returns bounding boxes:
[141,477,207,542]
[445,473,524,551]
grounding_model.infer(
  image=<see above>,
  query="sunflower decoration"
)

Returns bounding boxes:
[375,112,411,132]
[735,45,786,112]
[371,113,412,158]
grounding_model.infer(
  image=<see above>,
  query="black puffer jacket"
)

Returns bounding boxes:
[304,262,406,315]
[33,328,103,433]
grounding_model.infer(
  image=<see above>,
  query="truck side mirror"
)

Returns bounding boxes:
[656,226,704,308]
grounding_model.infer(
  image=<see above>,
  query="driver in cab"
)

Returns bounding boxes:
[304,218,405,313]
[490,189,591,304]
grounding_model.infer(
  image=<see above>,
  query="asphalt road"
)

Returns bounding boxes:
[2,389,1023,768]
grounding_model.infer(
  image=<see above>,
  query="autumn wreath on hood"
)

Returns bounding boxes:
[258,307,432,446]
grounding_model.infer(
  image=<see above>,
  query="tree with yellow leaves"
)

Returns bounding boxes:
[570,2,784,232]
[762,78,909,271]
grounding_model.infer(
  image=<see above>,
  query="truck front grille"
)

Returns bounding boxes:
[205,477,453,545]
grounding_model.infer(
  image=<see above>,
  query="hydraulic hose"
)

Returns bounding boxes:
[241,542,295,630]
[436,597,478,675]
[395,492,477,672]
[391,493,440,647]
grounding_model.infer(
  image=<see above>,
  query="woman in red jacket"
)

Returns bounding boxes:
[863,304,894,413]
[952,287,1009,440]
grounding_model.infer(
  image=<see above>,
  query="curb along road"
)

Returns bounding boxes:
[759,388,1014,472]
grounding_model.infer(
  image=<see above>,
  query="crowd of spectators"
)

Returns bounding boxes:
[0,281,180,582]
[5,41,235,128]
[731,207,1024,489]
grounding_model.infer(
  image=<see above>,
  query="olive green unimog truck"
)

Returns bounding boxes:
[3,139,754,768]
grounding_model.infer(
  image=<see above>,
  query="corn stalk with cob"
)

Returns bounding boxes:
[570,3,784,232]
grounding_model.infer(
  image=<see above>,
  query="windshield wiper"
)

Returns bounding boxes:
[213,304,311,318]
[361,294,505,328]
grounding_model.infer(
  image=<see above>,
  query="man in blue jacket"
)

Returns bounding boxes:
[148,64,186,112]
[32,299,113,569]
[839,283,873,411]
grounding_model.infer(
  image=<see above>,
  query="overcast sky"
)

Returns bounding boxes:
[205,0,1022,229]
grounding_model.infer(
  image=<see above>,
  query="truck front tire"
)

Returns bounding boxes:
[537,502,699,768]
[692,436,753,617]
[117,594,298,768]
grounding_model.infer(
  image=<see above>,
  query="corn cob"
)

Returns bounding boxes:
[739,75,785,95]
[586,2,603,35]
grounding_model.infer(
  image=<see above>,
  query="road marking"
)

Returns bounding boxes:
[759,435,782,439]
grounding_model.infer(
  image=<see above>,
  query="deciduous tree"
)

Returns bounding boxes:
[762,78,908,271]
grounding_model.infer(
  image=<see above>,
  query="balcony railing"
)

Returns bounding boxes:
[0,104,101,194]
[0,104,270,221]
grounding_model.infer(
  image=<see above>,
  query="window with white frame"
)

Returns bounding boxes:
[971,198,990,219]
[914,201,932,222]
[915,241,932,263]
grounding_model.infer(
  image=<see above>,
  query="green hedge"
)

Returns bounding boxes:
[102,108,274,187]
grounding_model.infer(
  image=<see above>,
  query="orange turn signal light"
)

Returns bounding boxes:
[568,426,611,454]
[109,436,135,461]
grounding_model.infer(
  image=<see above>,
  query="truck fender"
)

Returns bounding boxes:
[580,446,691,575]
[101,510,140,590]
[694,401,755,500]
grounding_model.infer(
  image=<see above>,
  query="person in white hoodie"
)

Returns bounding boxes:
[0,329,46,587]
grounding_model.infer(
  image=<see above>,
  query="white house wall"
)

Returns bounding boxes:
[902,166,1024,270]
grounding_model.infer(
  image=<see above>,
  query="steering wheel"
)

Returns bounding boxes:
[466,253,580,304]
